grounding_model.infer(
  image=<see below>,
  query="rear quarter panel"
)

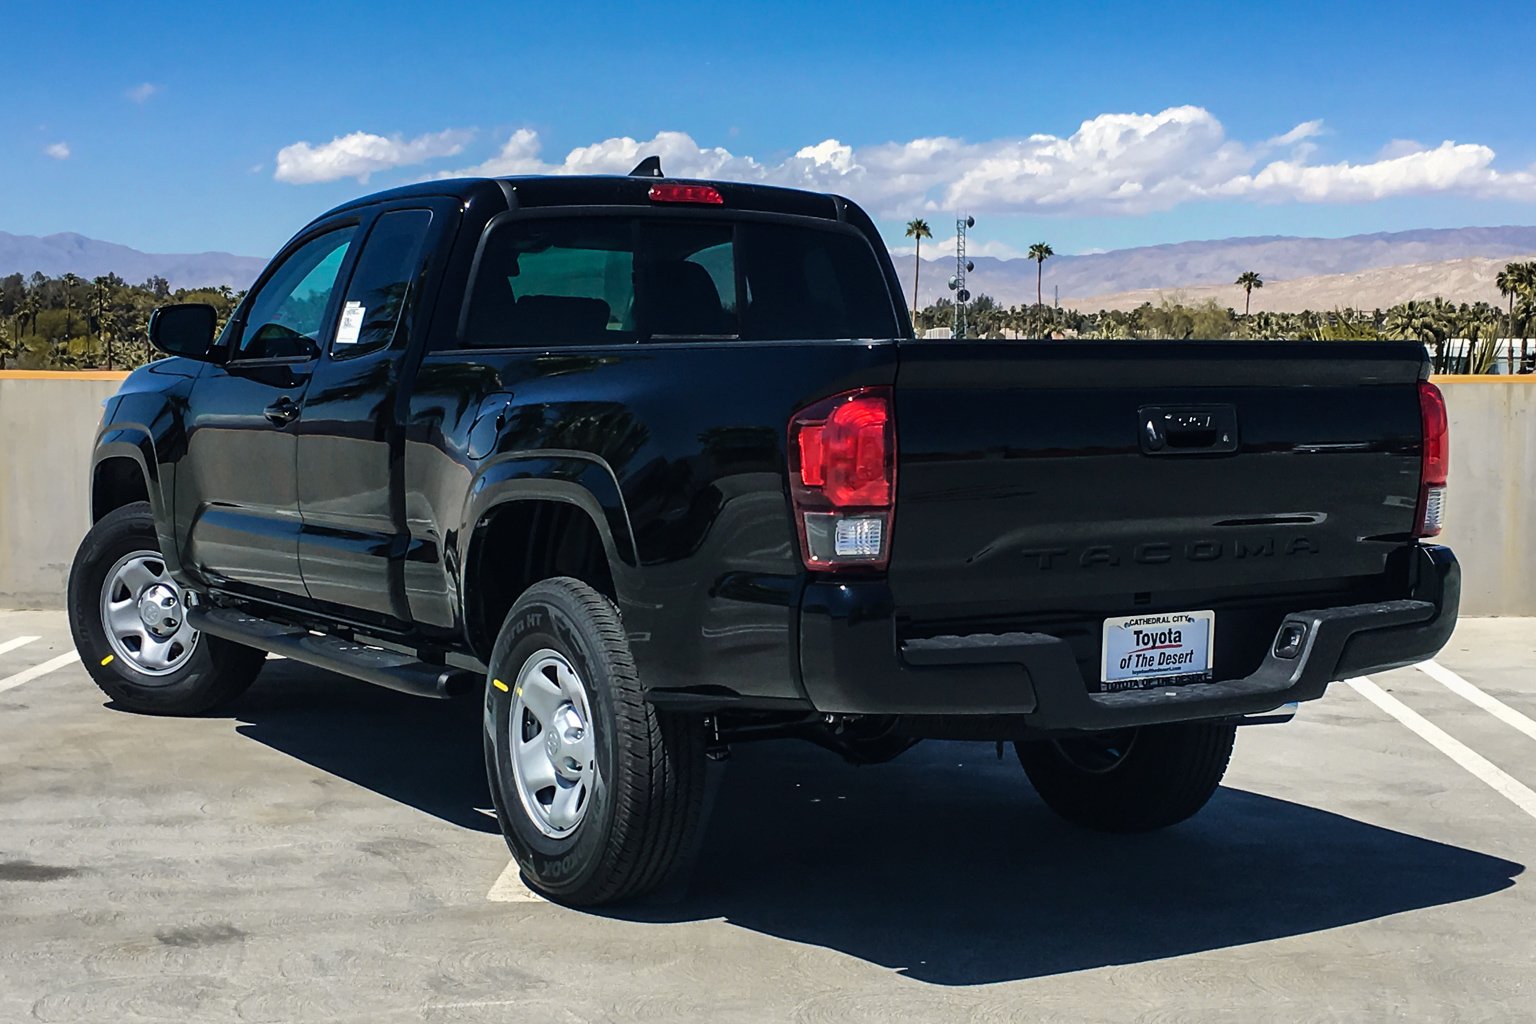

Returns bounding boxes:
[404,340,898,703]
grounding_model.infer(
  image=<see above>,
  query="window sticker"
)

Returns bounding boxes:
[336,301,366,345]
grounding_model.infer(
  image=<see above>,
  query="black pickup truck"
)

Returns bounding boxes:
[68,165,1459,905]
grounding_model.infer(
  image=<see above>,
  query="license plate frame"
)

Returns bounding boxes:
[1100,610,1215,692]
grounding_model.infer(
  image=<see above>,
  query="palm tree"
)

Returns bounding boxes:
[904,219,932,326]
[1496,263,1517,325]
[17,287,37,339]
[60,272,84,338]
[0,318,19,370]
[1235,271,1263,317]
[1027,243,1054,337]
[1028,243,1054,310]
[1508,260,1536,373]
[1384,299,1456,369]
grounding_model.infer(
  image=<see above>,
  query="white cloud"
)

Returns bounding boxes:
[126,82,160,103]
[1378,138,1427,159]
[439,128,770,182]
[44,142,70,160]
[889,235,1024,259]
[932,106,1259,215]
[1213,141,1536,203]
[330,107,1536,217]
[274,129,473,184]
[1268,120,1324,146]
[434,110,1256,217]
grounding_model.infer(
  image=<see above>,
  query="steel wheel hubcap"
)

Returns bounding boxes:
[99,551,198,677]
[509,649,596,839]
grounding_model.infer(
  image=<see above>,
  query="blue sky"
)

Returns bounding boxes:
[4,0,1535,262]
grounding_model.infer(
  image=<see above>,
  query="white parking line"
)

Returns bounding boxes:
[0,636,41,657]
[486,861,546,903]
[1346,676,1536,822]
[1417,660,1536,743]
[0,651,82,696]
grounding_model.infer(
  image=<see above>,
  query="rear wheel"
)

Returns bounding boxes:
[1016,720,1235,832]
[67,501,265,715]
[484,577,705,906]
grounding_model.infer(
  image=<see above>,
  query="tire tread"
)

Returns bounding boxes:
[493,577,704,905]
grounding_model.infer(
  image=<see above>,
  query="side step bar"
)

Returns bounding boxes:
[189,606,478,699]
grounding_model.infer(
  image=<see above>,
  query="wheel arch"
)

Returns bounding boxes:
[459,454,640,661]
[91,445,153,522]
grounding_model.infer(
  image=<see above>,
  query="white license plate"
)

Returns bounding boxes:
[1100,610,1215,691]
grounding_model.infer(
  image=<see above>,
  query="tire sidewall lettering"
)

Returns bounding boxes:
[486,589,617,891]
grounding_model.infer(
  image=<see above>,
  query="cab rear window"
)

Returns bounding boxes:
[460,216,898,347]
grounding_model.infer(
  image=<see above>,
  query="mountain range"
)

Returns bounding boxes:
[1071,254,1536,314]
[4,224,1536,310]
[0,231,267,291]
[905,225,1536,308]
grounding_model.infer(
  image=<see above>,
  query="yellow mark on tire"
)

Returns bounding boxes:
[100,654,114,666]
[492,678,509,692]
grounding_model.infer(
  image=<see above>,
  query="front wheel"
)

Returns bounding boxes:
[67,501,265,715]
[1016,720,1236,832]
[484,577,705,906]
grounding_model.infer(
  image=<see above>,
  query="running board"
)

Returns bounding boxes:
[188,607,478,699]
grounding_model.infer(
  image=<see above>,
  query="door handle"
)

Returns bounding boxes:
[264,398,300,425]
[1139,405,1238,455]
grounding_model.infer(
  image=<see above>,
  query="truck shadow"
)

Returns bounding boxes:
[649,741,1524,984]
[225,660,498,834]
[223,663,1523,986]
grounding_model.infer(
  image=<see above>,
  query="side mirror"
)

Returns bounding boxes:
[148,303,218,359]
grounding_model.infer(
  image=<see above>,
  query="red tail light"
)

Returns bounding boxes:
[648,183,724,205]
[788,388,896,571]
[1415,381,1448,537]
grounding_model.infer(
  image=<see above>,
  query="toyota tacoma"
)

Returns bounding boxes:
[67,163,1459,905]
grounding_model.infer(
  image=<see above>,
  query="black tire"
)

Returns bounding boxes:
[67,501,265,715]
[484,577,705,907]
[1016,720,1236,833]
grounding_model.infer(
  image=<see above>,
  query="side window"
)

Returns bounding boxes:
[736,222,899,340]
[463,219,635,348]
[460,218,739,348]
[234,227,355,360]
[637,222,736,339]
[331,209,434,357]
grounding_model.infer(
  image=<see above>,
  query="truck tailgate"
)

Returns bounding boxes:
[888,341,1428,649]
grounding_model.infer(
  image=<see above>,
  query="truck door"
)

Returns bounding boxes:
[295,200,458,622]
[177,221,360,601]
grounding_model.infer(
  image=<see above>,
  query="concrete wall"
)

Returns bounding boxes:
[0,373,126,608]
[1,371,1533,614]
[1434,379,1536,618]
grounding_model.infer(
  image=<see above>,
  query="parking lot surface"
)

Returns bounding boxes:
[1,610,1533,1023]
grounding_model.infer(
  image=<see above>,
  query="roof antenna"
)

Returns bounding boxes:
[629,156,664,178]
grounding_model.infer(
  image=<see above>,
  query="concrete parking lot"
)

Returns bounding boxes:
[1,610,1533,1023]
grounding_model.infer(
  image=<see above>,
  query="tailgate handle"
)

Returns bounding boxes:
[1140,405,1238,455]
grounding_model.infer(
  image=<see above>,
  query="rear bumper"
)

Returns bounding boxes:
[797,544,1459,731]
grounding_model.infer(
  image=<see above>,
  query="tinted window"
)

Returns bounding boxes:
[738,222,899,340]
[464,219,634,347]
[235,228,355,360]
[332,210,433,356]
[461,216,896,348]
[638,222,735,340]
